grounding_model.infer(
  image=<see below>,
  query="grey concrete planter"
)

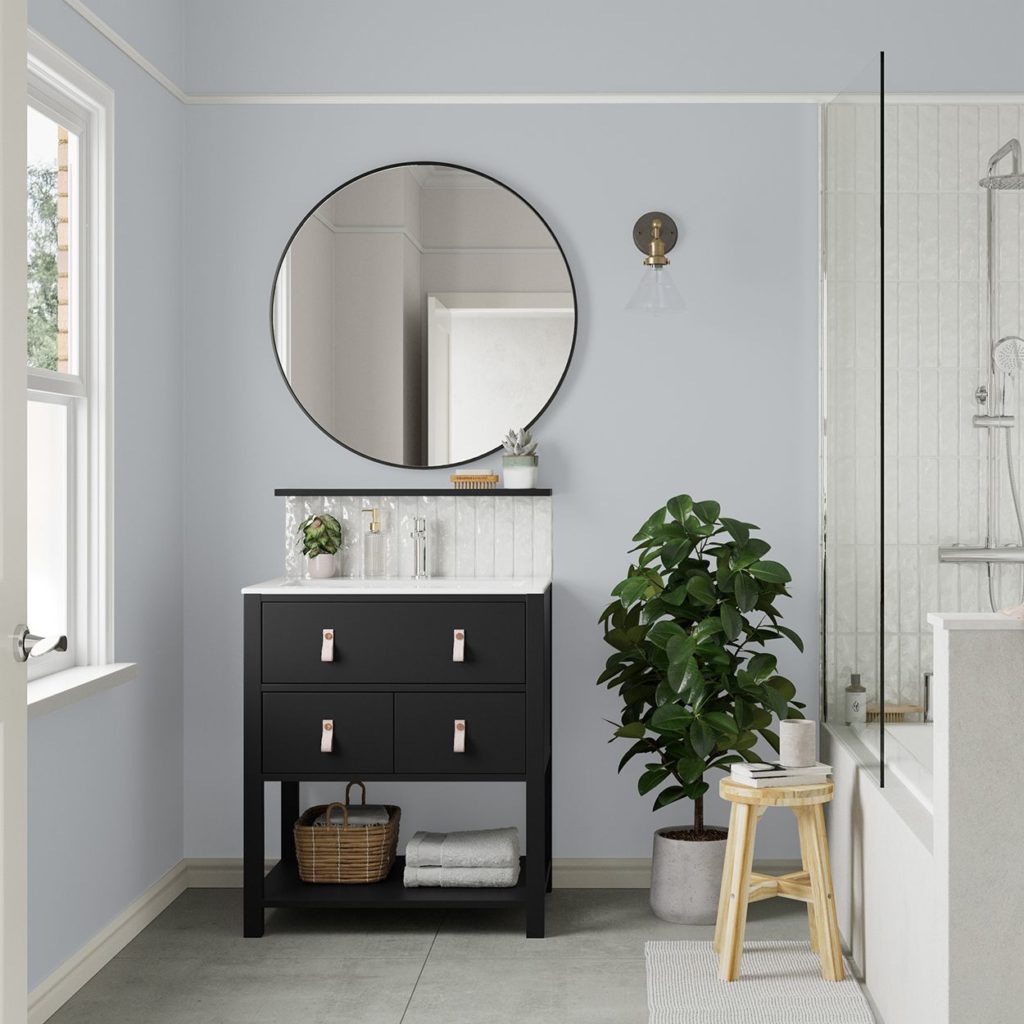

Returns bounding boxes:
[649,826,728,925]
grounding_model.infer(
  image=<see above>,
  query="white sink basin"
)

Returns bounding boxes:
[242,576,551,595]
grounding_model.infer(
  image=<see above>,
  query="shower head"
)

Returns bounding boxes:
[981,139,1024,189]
[994,336,1024,374]
[980,174,1024,190]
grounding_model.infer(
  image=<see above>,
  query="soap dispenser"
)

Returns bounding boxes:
[845,673,867,726]
[362,508,385,578]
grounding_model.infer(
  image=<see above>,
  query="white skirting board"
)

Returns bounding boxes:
[28,862,188,1024]
[29,856,803,1022]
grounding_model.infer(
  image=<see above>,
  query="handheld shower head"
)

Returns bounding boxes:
[994,336,1024,374]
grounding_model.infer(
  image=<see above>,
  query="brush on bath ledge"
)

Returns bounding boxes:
[449,473,499,489]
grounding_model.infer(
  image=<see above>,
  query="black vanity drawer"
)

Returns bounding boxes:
[394,693,525,774]
[261,600,525,684]
[262,692,394,775]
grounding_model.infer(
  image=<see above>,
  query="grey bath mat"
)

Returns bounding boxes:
[646,940,874,1023]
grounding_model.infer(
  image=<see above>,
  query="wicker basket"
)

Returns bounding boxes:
[294,782,400,884]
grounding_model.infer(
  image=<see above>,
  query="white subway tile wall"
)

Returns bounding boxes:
[284,494,553,580]
[824,102,1024,715]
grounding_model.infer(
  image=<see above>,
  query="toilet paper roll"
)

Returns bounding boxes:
[778,719,817,768]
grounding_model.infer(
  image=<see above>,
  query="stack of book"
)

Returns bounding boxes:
[730,761,832,788]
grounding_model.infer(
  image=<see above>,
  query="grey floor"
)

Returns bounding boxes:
[49,888,814,1024]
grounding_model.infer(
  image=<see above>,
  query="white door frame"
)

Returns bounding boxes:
[1,0,30,1019]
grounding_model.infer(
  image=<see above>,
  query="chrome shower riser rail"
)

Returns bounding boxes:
[938,546,1024,564]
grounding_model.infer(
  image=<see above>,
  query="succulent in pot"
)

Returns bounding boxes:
[598,495,805,923]
[501,427,539,489]
[297,513,342,578]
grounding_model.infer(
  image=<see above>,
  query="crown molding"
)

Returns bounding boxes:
[61,0,1024,108]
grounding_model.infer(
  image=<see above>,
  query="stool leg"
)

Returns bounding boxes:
[796,805,844,982]
[713,802,739,954]
[811,803,844,981]
[798,807,819,954]
[717,801,757,982]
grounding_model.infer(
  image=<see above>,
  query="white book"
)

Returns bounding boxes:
[731,761,831,779]
[730,774,830,789]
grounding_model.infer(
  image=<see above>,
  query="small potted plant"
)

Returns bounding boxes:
[501,427,538,489]
[297,513,342,578]
[598,495,805,924]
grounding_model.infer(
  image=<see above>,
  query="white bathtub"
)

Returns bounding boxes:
[853,722,934,814]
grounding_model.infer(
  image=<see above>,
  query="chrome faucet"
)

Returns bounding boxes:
[411,517,430,579]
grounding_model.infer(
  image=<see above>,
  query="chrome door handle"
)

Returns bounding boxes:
[454,719,466,752]
[13,625,67,663]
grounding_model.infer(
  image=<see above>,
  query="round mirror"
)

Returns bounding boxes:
[271,162,577,468]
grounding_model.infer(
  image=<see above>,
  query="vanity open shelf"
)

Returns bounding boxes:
[243,583,552,937]
[262,856,533,910]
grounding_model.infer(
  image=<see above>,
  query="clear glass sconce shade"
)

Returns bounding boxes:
[625,266,686,314]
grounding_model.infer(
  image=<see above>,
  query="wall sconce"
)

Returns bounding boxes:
[626,212,685,314]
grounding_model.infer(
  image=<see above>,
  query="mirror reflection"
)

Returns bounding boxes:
[272,163,576,467]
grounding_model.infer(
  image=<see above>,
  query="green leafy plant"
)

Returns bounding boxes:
[598,495,805,838]
[502,427,538,457]
[297,513,342,557]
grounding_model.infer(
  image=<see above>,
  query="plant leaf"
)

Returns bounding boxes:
[653,785,688,810]
[647,621,687,649]
[748,560,792,584]
[776,625,805,652]
[614,722,647,739]
[692,500,721,524]
[703,711,738,737]
[720,602,742,641]
[650,704,691,734]
[719,517,750,545]
[690,720,716,759]
[638,765,669,795]
[734,573,758,612]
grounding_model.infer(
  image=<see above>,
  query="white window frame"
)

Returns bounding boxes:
[26,32,113,681]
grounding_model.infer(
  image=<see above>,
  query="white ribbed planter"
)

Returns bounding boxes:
[307,553,336,578]
[649,827,728,925]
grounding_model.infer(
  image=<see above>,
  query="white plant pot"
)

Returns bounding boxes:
[307,553,336,578]
[502,455,538,489]
[649,825,729,925]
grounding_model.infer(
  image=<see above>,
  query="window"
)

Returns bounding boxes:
[26,34,113,681]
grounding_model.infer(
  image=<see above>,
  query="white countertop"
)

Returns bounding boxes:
[927,611,1024,630]
[242,576,552,595]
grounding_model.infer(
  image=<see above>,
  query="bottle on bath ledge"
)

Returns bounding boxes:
[362,507,386,578]
[845,673,867,726]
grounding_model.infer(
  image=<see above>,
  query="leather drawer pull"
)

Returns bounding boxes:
[321,719,334,753]
[452,628,465,663]
[321,629,334,662]
[454,719,466,753]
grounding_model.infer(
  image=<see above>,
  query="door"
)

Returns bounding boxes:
[0,0,29,1020]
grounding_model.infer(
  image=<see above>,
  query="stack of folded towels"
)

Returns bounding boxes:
[403,827,520,888]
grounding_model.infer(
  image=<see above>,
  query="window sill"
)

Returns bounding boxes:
[27,662,136,718]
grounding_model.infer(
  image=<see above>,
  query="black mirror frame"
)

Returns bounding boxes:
[269,160,578,470]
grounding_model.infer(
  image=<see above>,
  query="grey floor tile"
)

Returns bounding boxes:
[430,887,810,961]
[50,888,821,1024]
[50,953,422,1024]
[118,888,442,962]
[401,955,648,1024]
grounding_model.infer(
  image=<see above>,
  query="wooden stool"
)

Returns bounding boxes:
[713,777,844,983]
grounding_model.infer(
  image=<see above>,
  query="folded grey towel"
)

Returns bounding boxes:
[403,863,520,888]
[313,805,389,827]
[405,827,520,869]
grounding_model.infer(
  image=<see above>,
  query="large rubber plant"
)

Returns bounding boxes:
[598,495,805,836]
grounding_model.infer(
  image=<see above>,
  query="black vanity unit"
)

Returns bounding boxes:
[242,566,552,937]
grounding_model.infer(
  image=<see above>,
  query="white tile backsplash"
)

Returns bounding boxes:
[825,100,1024,711]
[284,494,553,580]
